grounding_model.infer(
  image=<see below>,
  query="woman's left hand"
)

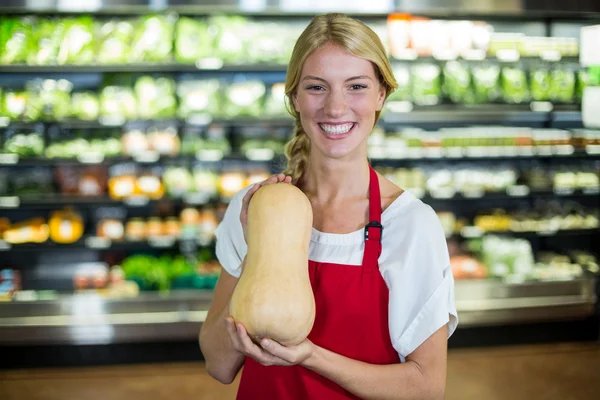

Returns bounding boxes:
[226,317,314,367]
[259,336,314,367]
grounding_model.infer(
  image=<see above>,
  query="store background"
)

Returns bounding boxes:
[0,0,599,398]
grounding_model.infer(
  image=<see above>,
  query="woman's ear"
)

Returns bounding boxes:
[375,85,386,111]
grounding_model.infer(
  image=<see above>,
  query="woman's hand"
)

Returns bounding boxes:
[240,173,292,244]
[225,317,313,367]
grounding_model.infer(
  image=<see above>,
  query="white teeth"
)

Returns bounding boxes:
[319,123,354,135]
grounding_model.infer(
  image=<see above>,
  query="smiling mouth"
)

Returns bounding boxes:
[318,123,356,135]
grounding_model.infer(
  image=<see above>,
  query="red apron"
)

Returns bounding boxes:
[237,166,400,399]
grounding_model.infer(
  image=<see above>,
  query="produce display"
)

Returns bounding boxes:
[376,164,599,199]
[368,127,599,160]
[230,183,315,345]
[0,14,301,66]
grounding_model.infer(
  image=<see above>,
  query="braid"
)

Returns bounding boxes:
[282,119,311,185]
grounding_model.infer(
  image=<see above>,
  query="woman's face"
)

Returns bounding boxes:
[292,42,386,161]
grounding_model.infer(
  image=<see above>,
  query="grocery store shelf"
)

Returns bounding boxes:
[454,278,597,327]
[0,278,595,345]
[0,236,215,252]
[456,227,600,240]
[0,63,288,74]
[420,187,600,203]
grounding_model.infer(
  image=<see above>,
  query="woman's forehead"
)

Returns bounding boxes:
[301,44,377,79]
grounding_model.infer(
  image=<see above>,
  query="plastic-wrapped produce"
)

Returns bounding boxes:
[472,64,501,104]
[99,76,137,120]
[175,17,212,63]
[97,19,135,64]
[25,79,72,121]
[501,66,529,104]
[177,79,222,118]
[130,14,175,63]
[220,78,266,118]
[0,17,33,64]
[443,61,475,104]
[550,67,576,103]
[263,83,288,117]
[71,92,99,120]
[208,15,249,63]
[57,17,96,65]
[530,66,551,101]
[246,21,287,63]
[1,91,28,119]
[411,63,442,106]
[387,65,411,102]
[134,76,177,119]
[28,18,65,65]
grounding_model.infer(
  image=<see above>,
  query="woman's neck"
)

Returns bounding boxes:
[301,154,371,204]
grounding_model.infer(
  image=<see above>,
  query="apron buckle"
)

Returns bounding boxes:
[364,221,383,241]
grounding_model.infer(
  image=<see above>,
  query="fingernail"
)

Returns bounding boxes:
[262,339,270,347]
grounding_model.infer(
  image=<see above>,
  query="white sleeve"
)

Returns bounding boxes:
[386,203,458,361]
[214,186,251,278]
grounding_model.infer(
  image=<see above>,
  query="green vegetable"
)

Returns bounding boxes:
[576,70,589,102]
[3,133,44,157]
[57,17,96,65]
[25,79,72,121]
[411,64,442,106]
[99,76,137,119]
[387,65,411,102]
[472,64,501,104]
[443,61,474,104]
[97,19,134,64]
[2,91,28,119]
[134,76,177,119]
[220,79,266,118]
[501,66,529,104]
[131,15,175,63]
[28,18,66,65]
[263,83,288,117]
[0,17,33,64]
[163,167,194,197]
[530,67,551,101]
[175,17,212,63]
[208,15,249,63]
[177,79,222,118]
[71,92,99,120]
[550,68,576,103]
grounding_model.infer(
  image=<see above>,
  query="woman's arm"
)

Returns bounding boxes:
[198,265,245,384]
[261,325,448,400]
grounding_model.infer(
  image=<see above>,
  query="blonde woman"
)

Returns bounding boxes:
[200,13,457,399]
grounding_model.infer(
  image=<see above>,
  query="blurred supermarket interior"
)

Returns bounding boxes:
[0,0,599,399]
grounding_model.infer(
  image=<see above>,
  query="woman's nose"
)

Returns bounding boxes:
[324,90,348,118]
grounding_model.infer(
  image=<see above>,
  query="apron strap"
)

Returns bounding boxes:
[362,166,383,267]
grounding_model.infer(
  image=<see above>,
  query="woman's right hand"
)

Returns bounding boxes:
[240,173,292,244]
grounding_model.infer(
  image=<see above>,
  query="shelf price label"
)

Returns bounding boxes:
[0,196,20,208]
[0,154,19,164]
[507,185,530,197]
[462,188,485,198]
[0,117,10,128]
[582,186,600,195]
[187,114,213,126]
[196,149,224,162]
[77,152,105,164]
[99,115,126,127]
[530,101,553,112]
[245,148,275,161]
[0,240,11,251]
[85,236,112,249]
[553,187,575,196]
[195,58,224,70]
[430,187,456,199]
[149,236,177,248]
[184,192,211,205]
[496,49,520,62]
[540,50,562,62]
[460,226,484,238]
[133,151,160,163]
[124,195,150,207]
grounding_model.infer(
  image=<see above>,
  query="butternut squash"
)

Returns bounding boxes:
[229,183,315,346]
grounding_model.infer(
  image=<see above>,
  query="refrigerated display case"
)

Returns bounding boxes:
[0,1,599,359]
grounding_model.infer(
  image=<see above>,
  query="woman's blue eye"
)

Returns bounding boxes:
[351,84,367,90]
[307,85,325,91]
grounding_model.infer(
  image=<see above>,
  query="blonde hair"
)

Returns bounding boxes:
[282,13,398,184]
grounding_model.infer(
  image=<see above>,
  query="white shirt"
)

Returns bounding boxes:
[215,185,458,362]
